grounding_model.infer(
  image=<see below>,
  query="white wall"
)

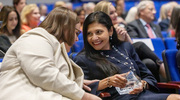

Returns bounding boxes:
[1,0,70,6]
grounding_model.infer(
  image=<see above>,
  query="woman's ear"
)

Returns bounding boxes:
[109,26,113,36]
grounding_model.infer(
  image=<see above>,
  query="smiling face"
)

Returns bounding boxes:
[7,11,18,33]
[140,3,156,23]
[28,7,40,27]
[109,4,118,25]
[87,22,113,50]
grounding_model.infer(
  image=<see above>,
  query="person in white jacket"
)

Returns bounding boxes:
[0,7,101,100]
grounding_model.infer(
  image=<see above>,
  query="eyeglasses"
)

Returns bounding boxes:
[75,28,81,36]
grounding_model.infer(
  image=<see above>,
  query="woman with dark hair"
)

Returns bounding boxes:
[94,1,166,81]
[13,0,26,15]
[0,6,21,43]
[74,11,180,100]
[0,7,101,100]
[171,5,180,72]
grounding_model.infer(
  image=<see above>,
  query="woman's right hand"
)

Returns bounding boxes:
[81,92,102,100]
[109,73,128,88]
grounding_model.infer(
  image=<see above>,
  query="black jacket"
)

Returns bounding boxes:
[0,35,11,57]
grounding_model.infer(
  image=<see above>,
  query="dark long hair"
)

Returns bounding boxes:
[0,6,21,38]
[171,5,180,49]
[82,11,122,77]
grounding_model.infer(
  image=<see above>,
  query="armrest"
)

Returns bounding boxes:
[168,81,180,85]
[99,92,111,98]
[157,83,180,89]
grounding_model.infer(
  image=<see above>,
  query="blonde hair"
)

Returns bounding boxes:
[94,1,112,15]
[21,4,38,25]
[160,3,173,20]
[39,7,79,46]
[125,7,138,23]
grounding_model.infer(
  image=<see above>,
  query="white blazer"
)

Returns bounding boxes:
[0,27,85,100]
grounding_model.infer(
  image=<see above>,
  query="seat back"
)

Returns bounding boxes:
[164,37,177,49]
[151,38,166,60]
[162,49,180,82]
[161,31,168,38]
[78,33,83,40]
[72,40,84,52]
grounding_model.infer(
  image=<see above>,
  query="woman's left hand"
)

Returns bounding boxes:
[129,80,146,94]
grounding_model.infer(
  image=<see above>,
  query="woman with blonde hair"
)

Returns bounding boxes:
[21,4,40,34]
[0,7,101,100]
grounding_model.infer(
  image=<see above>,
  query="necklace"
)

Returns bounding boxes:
[100,45,136,72]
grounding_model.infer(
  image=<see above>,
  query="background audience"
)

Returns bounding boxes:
[74,7,85,31]
[13,0,26,15]
[158,3,173,32]
[39,4,48,22]
[0,6,21,43]
[127,0,162,39]
[21,4,40,34]
[125,6,138,24]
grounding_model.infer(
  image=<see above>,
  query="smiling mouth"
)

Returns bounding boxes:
[93,41,102,45]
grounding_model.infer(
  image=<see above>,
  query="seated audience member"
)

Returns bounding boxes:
[0,2,3,11]
[65,2,73,10]
[13,0,26,15]
[167,1,178,37]
[0,6,21,43]
[21,4,40,34]
[171,5,180,72]
[125,6,138,24]
[39,4,48,22]
[115,0,127,26]
[84,2,95,18]
[0,7,101,100]
[74,11,180,100]
[94,1,166,82]
[115,0,127,20]
[74,7,85,31]
[54,1,66,8]
[158,3,173,32]
[127,1,162,39]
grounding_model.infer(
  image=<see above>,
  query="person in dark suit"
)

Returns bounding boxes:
[73,11,180,100]
[159,3,174,32]
[127,1,162,39]
[159,18,170,32]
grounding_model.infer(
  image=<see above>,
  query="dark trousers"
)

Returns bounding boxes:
[132,42,160,82]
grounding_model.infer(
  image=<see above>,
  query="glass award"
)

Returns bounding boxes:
[115,71,142,95]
